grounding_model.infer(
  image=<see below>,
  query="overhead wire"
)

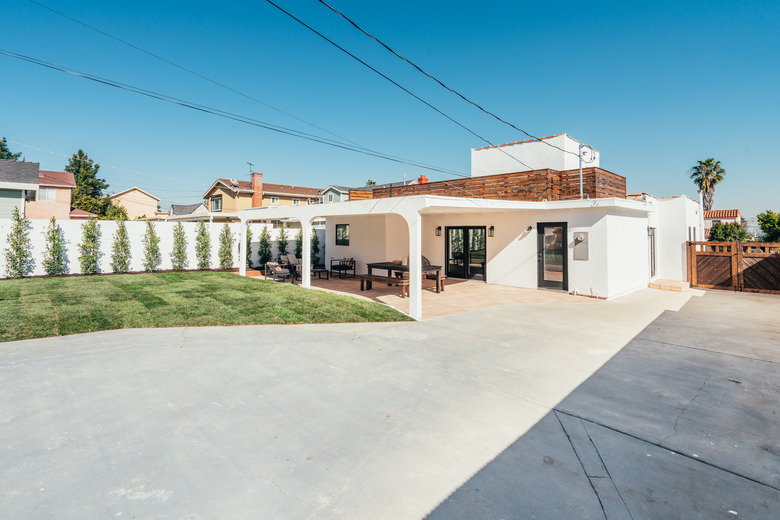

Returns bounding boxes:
[0,49,470,178]
[316,0,582,158]
[25,0,375,154]
[262,0,534,171]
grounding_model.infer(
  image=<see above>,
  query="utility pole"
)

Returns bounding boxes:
[247,162,254,176]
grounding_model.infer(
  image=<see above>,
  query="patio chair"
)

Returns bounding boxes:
[266,262,292,282]
[330,257,356,278]
[285,255,302,281]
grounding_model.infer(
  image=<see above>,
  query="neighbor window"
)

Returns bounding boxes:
[270,196,279,204]
[38,187,56,201]
[211,195,222,212]
[328,194,334,202]
[292,198,300,206]
[335,224,350,246]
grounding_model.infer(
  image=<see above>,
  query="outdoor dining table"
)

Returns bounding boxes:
[366,262,444,293]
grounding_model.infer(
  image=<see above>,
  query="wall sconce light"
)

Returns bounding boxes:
[527,226,533,232]
[488,226,495,237]
[435,226,441,237]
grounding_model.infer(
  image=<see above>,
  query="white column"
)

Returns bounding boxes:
[407,210,423,319]
[238,220,247,277]
[301,221,313,288]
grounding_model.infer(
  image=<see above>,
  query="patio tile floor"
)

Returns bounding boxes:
[245,269,593,319]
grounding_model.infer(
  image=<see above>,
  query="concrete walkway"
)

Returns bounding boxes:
[1,288,776,518]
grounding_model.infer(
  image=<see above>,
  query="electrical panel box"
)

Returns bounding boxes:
[573,232,588,261]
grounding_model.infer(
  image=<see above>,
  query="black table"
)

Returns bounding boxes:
[366,262,444,293]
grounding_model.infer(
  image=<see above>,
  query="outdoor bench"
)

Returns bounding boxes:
[357,274,410,298]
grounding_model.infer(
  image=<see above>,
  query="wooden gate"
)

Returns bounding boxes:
[688,242,780,294]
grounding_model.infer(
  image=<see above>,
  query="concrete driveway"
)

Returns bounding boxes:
[1,288,777,519]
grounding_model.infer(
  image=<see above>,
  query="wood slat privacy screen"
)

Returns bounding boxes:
[687,242,780,295]
[348,167,626,202]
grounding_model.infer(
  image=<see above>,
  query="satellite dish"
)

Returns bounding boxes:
[579,144,596,164]
[229,178,238,186]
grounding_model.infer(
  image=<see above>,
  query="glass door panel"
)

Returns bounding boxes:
[537,222,568,290]
[467,228,486,280]
[447,228,465,278]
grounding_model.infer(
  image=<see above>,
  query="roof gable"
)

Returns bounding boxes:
[39,170,76,188]
[110,187,160,201]
[0,159,39,185]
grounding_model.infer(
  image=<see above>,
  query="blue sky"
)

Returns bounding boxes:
[2,0,778,220]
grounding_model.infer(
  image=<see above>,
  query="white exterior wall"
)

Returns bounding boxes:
[605,209,652,297]
[325,214,390,273]
[653,197,702,281]
[0,219,325,278]
[471,134,600,177]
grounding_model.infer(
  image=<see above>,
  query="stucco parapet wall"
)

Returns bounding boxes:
[239,195,655,223]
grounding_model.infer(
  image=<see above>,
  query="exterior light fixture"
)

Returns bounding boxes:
[488,226,495,237]
[435,226,441,236]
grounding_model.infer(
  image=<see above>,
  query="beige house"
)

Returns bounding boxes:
[25,170,76,220]
[110,187,160,220]
[202,173,321,216]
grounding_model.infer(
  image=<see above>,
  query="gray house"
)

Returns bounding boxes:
[0,159,39,218]
[320,185,351,204]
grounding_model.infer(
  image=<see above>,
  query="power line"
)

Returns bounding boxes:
[26,0,375,154]
[0,49,470,178]
[316,0,580,158]
[262,0,534,171]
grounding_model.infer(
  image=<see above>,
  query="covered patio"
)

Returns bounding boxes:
[239,195,654,319]
[245,269,591,319]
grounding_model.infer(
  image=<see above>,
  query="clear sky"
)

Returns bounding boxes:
[2,0,778,221]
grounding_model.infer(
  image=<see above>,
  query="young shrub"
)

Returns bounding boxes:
[311,228,321,266]
[78,217,101,275]
[245,226,253,268]
[171,222,188,271]
[42,217,67,276]
[218,223,234,269]
[110,220,131,273]
[277,223,289,261]
[4,206,33,278]
[294,228,303,258]
[708,222,750,242]
[258,225,272,268]
[142,221,161,272]
[195,220,211,270]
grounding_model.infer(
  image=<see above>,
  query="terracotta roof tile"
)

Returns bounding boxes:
[704,209,741,219]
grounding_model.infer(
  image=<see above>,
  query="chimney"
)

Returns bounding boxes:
[418,175,428,184]
[251,172,263,207]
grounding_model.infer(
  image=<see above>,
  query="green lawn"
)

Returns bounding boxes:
[0,271,413,342]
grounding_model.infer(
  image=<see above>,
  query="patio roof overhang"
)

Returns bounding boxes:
[237,195,655,319]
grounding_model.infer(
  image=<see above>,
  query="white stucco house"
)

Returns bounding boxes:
[237,137,702,319]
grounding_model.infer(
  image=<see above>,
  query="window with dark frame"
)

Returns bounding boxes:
[335,224,350,246]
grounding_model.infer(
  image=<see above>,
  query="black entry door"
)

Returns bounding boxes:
[537,222,568,290]
[446,226,486,280]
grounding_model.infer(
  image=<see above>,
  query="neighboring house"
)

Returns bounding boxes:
[348,179,419,201]
[25,170,76,220]
[166,203,212,221]
[320,185,351,204]
[236,137,703,319]
[704,209,742,237]
[200,173,321,220]
[0,159,39,219]
[69,208,98,220]
[109,187,160,220]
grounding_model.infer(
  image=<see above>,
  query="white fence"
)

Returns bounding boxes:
[0,219,326,278]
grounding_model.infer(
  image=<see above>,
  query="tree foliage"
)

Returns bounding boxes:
[277,223,289,261]
[258,226,272,267]
[42,217,67,276]
[365,179,377,186]
[65,149,125,219]
[245,226,253,268]
[218,224,234,269]
[142,221,161,272]
[757,210,780,242]
[171,222,188,271]
[4,206,33,278]
[195,220,211,270]
[708,222,750,242]
[690,158,726,211]
[1,137,22,161]
[78,218,101,275]
[110,220,131,273]
[311,228,320,266]
[295,228,303,258]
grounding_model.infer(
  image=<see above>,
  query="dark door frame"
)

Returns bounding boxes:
[537,222,568,291]
[445,226,487,281]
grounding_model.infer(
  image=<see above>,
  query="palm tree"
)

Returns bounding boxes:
[690,158,726,211]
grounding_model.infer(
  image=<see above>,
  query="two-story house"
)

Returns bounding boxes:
[202,173,321,217]
[25,170,77,220]
[109,187,162,220]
